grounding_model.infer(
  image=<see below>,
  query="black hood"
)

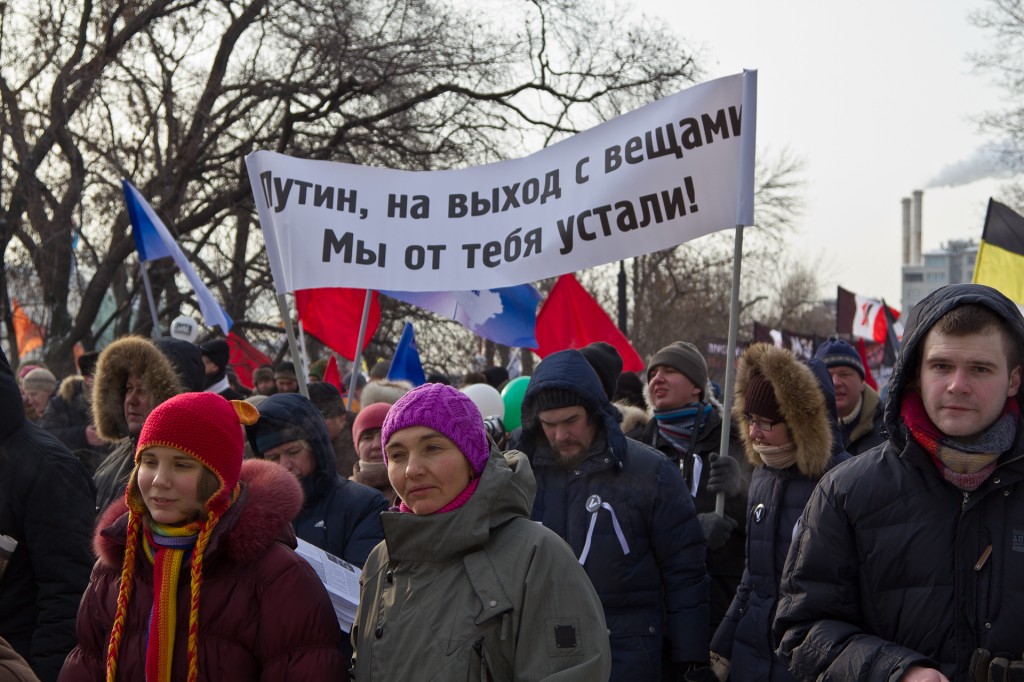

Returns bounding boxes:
[883,283,1024,449]
[246,392,337,505]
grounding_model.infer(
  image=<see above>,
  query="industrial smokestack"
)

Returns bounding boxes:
[901,197,912,266]
[912,189,923,265]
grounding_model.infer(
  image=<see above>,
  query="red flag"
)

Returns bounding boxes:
[295,288,380,360]
[836,286,900,344]
[323,354,343,393]
[227,332,271,390]
[11,298,45,359]
[531,274,644,371]
[856,337,878,391]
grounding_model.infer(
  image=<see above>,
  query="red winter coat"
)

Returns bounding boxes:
[59,459,346,682]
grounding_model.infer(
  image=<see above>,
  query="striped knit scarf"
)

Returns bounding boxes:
[653,403,712,455]
[901,390,1018,492]
[142,520,201,682]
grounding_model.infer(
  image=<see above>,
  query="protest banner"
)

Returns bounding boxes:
[245,71,756,293]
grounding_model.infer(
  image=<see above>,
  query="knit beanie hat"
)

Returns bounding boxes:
[153,337,206,392]
[744,372,783,423]
[22,367,56,394]
[814,336,865,380]
[381,384,489,476]
[308,358,329,381]
[107,392,259,682]
[529,387,588,414]
[198,338,230,372]
[647,341,708,400]
[580,342,624,399]
[16,364,41,382]
[307,381,345,418]
[353,402,391,446]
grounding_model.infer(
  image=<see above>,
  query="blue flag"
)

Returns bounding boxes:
[122,180,233,335]
[387,321,426,386]
[381,284,541,348]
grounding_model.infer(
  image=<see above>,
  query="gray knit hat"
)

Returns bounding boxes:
[647,342,708,400]
[22,367,57,394]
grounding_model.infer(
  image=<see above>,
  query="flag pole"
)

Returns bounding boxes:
[140,261,162,338]
[297,319,311,379]
[276,293,309,398]
[346,289,373,412]
[716,225,744,516]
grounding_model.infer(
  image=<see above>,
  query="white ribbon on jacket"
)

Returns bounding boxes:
[578,494,630,566]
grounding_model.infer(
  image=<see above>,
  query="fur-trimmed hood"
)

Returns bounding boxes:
[615,401,649,434]
[94,459,302,567]
[92,337,185,442]
[733,343,834,477]
[58,374,86,403]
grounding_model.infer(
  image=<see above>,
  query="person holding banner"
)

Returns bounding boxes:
[351,383,611,680]
[709,345,849,681]
[60,393,346,681]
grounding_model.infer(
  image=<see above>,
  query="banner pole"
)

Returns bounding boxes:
[347,290,373,412]
[140,262,162,338]
[716,224,744,516]
[277,293,309,399]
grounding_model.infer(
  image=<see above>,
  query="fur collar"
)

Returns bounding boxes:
[614,401,649,434]
[733,343,833,477]
[94,459,303,567]
[92,337,184,442]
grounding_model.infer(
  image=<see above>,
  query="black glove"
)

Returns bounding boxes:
[698,512,738,551]
[682,663,717,682]
[706,453,742,498]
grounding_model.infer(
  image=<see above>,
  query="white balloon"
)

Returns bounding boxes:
[169,315,199,343]
[461,383,505,419]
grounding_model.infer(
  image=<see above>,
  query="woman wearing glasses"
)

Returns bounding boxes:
[708,344,850,682]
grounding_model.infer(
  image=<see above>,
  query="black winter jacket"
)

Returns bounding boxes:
[639,410,748,629]
[0,347,95,682]
[520,350,709,682]
[711,347,850,682]
[37,377,109,474]
[775,283,1024,681]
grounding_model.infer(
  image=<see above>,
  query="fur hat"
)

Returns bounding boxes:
[381,384,489,477]
[352,402,391,447]
[252,366,274,384]
[199,338,230,372]
[361,379,413,407]
[814,336,865,380]
[580,342,624,400]
[107,393,259,682]
[744,372,783,422]
[647,342,708,400]
[21,367,56,394]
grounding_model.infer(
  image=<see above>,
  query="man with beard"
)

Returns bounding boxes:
[518,349,712,682]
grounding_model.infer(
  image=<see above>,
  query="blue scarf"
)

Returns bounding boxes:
[653,403,713,455]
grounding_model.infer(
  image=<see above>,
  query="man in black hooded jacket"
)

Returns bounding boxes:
[775,284,1024,681]
[0,346,94,682]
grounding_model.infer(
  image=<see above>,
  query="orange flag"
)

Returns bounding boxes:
[12,298,44,359]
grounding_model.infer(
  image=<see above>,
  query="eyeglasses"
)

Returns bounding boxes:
[745,415,782,432]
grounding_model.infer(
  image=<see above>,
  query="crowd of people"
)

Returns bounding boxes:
[0,282,1021,681]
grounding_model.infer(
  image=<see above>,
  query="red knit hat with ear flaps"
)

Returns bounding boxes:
[105,392,260,682]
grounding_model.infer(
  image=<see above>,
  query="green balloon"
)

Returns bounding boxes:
[500,376,531,432]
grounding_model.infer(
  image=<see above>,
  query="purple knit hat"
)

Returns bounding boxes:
[381,383,490,476]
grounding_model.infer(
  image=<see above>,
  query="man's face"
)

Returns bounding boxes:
[261,439,317,479]
[275,377,298,393]
[829,366,865,418]
[539,405,597,463]
[647,365,701,410]
[201,355,218,376]
[918,328,1021,439]
[255,378,275,395]
[124,373,154,435]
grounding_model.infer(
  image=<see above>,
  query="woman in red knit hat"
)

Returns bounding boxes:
[59,392,346,682]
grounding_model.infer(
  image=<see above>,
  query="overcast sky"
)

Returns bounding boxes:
[635,0,1011,310]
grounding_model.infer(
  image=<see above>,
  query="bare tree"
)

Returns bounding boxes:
[1,0,699,374]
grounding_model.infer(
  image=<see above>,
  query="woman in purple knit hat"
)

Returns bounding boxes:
[350,383,611,681]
